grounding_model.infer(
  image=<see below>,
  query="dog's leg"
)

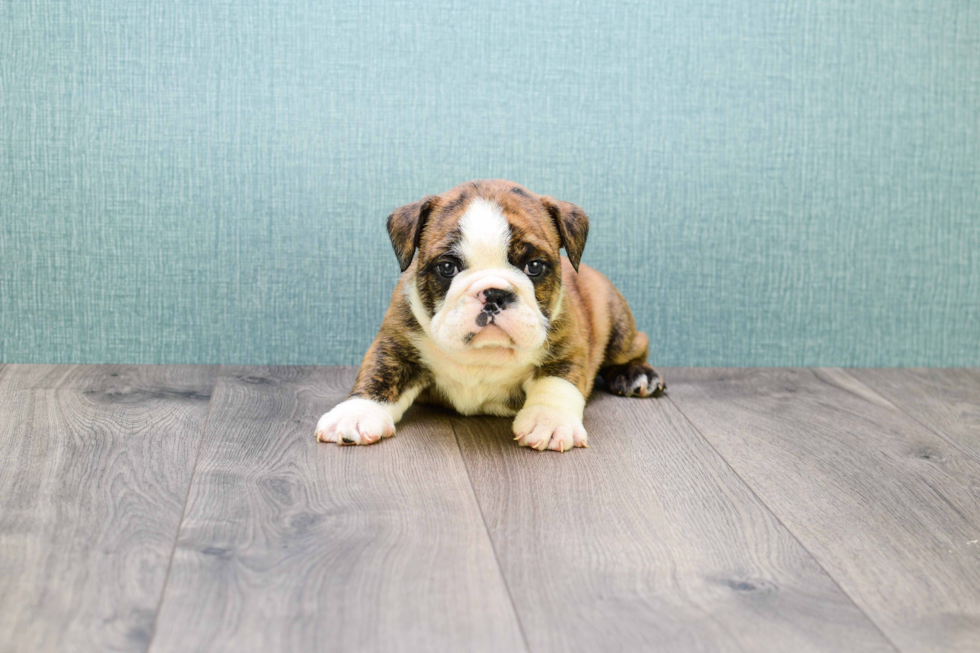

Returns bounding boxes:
[513,376,589,452]
[598,287,666,398]
[315,335,428,446]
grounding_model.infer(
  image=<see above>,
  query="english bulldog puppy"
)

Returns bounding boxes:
[315,179,665,452]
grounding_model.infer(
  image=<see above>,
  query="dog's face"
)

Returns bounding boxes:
[387,180,588,364]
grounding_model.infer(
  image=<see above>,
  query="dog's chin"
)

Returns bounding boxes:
[460,346,522,366]
[468,324,514,348]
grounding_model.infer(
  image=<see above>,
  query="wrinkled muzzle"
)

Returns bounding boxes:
[428,269,549,354]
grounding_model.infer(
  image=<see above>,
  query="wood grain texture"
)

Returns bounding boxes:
[0,364,216,653]
[845,368,980,464]
[452,386,895,652]
[150,366,526,653]
[665,368,980,653]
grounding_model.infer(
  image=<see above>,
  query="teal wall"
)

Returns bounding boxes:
[2,1,978,366]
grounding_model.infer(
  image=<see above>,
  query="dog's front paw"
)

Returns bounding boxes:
[512,404,588,452]
[315,398,395,445]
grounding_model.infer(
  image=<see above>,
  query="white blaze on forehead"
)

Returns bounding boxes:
[455,198,511,270]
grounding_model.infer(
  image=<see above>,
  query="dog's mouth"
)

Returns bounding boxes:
[464,324,515,348]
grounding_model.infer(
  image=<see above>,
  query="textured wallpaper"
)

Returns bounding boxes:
[1,0,978,366]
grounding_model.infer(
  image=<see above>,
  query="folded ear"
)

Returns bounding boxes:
[542,197,590,271]
[386,195,439,272]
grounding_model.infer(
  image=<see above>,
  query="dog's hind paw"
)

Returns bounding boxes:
[602,362,666,398]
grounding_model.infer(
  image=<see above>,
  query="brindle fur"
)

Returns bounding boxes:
[350,179,664,407]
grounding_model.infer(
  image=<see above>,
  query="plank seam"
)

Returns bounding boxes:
[834,368,980,466]
[663,391,904,653]
[448,415,532,653]
[145,365,221,653]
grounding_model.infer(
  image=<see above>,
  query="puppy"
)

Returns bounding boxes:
[316,179,665,452]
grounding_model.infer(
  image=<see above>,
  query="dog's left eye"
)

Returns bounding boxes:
[437,261,459,278]
[524,260,546,277]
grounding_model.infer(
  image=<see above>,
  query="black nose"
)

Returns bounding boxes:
[482,288,515,311]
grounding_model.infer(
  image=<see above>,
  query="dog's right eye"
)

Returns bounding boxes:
[437,261,459,278]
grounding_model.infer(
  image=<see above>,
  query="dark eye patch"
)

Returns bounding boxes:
[507,233,561,318]
[415,252,463,316]
[507,241,552,277]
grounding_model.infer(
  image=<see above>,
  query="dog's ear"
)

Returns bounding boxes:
[541,197,589,272]
[386,195,439,272]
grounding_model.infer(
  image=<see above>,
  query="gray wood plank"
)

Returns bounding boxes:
[150,366,526,653]
[665,367,980,653]
[846,368,980,464]
[452,386,896,652]
[0,364,216,653]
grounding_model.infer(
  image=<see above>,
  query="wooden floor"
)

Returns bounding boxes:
[1,365,978,652]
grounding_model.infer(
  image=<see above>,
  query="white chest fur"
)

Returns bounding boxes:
[414,337,538,416]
